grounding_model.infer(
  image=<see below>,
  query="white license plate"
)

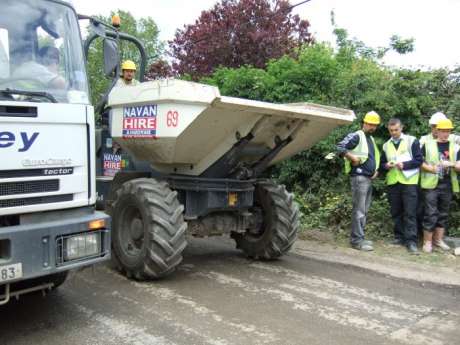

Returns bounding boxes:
[0,263,23,283]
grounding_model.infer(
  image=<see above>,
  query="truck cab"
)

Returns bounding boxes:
[0,0,110,303]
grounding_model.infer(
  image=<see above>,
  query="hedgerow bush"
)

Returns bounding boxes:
[204,38,460,238]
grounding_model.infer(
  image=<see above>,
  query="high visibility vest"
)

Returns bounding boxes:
[419,133,435,148]
[420,133,459,147]
[344,130,380,174]
[383,135,419,185]
[420,139,459,192]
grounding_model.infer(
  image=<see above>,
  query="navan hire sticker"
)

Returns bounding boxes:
[103,153,121,177]
[122,104,157,138]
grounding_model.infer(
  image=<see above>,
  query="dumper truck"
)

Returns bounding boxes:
[96,78,355,280]
[78,5,356,281]
[0,0,113,304]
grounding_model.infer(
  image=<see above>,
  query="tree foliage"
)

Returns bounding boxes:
[170,0,313,80]
[204,31,460,237]
[145,59,174,80]
[390,35,415,55]
[331,11,415,60]
[85,10,162,105]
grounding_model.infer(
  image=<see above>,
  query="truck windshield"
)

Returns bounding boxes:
[0,0,89,104]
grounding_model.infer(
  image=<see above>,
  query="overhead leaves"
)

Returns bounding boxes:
[169,0,313,80]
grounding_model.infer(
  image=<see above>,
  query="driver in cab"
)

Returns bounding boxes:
[13,46,65,89]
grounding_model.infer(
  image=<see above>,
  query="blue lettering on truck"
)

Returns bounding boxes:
[0,131,39,152]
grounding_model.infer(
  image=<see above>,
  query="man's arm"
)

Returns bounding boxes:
[453,149,460,172]
[49,76,65,89]
[450,133,460,145]
[399,139,423,170]
[422,162,437,173]
[420,145,438,173]
[379,149,389,172]
[336,132,360,165]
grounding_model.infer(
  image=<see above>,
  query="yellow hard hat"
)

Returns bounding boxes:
[363,111,381,125]
[121,60,136,71]
[436,118,454,130]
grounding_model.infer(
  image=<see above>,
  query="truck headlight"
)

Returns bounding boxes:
[64,233,101,261]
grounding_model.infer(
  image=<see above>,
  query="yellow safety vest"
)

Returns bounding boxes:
[383,135,419,185]
[420,139,459,192]
[344,130,380,175]
[419,133,435,148]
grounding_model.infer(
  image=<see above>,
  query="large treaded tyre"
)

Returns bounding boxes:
[232,180,300,259]
[111,178,187,280]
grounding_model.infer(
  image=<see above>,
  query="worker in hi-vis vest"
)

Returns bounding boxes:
[420,111,460,147]
[380,118,423,254]
[418,112,460,236]
[420,118,460,253]
[416,112,450,238]
[115,60,140,87]
[336,111,381,251]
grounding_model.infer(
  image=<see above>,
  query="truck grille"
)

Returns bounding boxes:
[0,194,73,208]
[0,180,59,196]
[0,169,43,179]
[0,168,74,179]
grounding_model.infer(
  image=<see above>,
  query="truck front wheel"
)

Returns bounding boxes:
[232,181,300,259]
[111,178,187,280]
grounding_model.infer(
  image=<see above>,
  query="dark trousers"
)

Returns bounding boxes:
[387,183,418,244]
[422,182,452,231]
[416,186,424,241]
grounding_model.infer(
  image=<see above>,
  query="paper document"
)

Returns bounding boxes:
[402,168,419,179]
[394,152,419,178]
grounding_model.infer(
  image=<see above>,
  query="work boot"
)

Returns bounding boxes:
[406,242,419,255]
[390,238,405,246]
[433,228,451,251]
[422,230,433,253]
[351,241,374,251]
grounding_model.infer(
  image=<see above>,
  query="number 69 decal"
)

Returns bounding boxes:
[167,110,179,127]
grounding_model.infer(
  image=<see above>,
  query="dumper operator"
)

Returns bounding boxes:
[115,60,139,87]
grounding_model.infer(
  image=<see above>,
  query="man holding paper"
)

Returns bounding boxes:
[381,118,423,254]
[420,118,460,253]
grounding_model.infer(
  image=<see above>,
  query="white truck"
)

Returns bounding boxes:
[0,0,111,304]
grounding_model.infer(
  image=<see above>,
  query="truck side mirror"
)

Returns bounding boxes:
[103,38,118,76]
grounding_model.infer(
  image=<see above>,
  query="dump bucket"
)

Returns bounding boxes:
[108,79,355,176]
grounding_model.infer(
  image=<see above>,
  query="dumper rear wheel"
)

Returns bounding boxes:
[232,181,299,259]
[111,178,187,280]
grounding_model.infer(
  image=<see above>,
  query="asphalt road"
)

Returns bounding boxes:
[1,237,459,345]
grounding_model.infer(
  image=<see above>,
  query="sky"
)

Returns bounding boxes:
[72,0,460,69]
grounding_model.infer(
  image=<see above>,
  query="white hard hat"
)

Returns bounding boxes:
[429,112,447,125]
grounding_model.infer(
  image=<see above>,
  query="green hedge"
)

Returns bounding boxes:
[203,43,460,238]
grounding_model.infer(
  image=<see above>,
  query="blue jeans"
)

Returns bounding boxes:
[351,175,372,245]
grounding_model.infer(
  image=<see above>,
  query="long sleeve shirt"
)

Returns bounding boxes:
[380,137,423,173]
[336,131,377,177]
